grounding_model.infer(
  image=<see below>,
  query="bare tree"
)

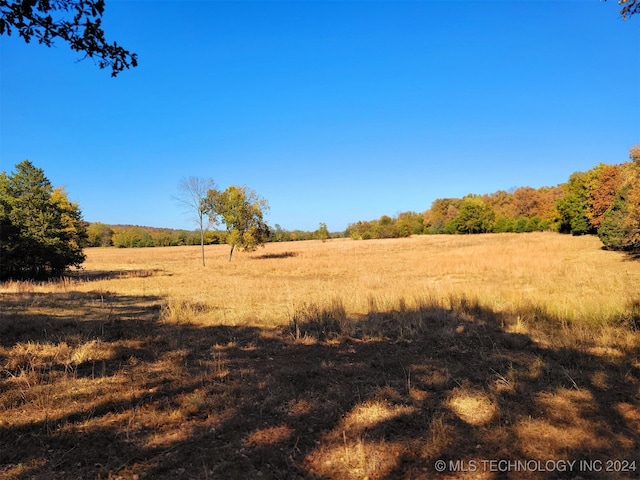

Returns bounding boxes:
[174,177,216,266]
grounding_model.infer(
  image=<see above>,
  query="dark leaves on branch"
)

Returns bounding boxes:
[618,0,640,20]
[0,0,137,76]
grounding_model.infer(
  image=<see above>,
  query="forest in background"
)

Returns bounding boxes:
[85,223,333,248]
[348,148,640,252]
[89,147,640,252]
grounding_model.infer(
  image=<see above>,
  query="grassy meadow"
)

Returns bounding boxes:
[1,233,639,479]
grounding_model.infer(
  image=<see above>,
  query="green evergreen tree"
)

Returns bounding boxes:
[0,160,86,279]
[598,186,631,250]
[555,171,592,235]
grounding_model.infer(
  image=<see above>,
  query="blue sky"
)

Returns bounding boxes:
[1,1,638,232]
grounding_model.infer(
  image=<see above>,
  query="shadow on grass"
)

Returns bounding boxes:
[0,293,639,479]
[252,251,298,260]
[624,251,640,262]
[68,268,170,282]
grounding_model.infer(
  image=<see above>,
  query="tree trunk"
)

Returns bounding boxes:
[200,226,205,266]
[228,244,235,262]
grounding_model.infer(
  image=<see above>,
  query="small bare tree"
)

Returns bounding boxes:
[174,177,216,266]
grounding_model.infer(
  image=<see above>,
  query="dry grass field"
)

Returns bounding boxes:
[1,233,639,479]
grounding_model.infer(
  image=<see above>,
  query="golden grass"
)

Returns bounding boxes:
[1,233,639,479]
[5,232,638,331]
[446,386,496,426]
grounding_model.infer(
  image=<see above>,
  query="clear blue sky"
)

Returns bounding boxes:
[1,1,638,232]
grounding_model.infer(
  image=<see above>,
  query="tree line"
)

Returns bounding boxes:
[86,223,227,248]
[347,146,640,251]
[1,147,638,280]
[345,212,425,240]
[88,222,335,249]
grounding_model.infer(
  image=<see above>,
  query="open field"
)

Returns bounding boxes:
[1,233,639,479]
